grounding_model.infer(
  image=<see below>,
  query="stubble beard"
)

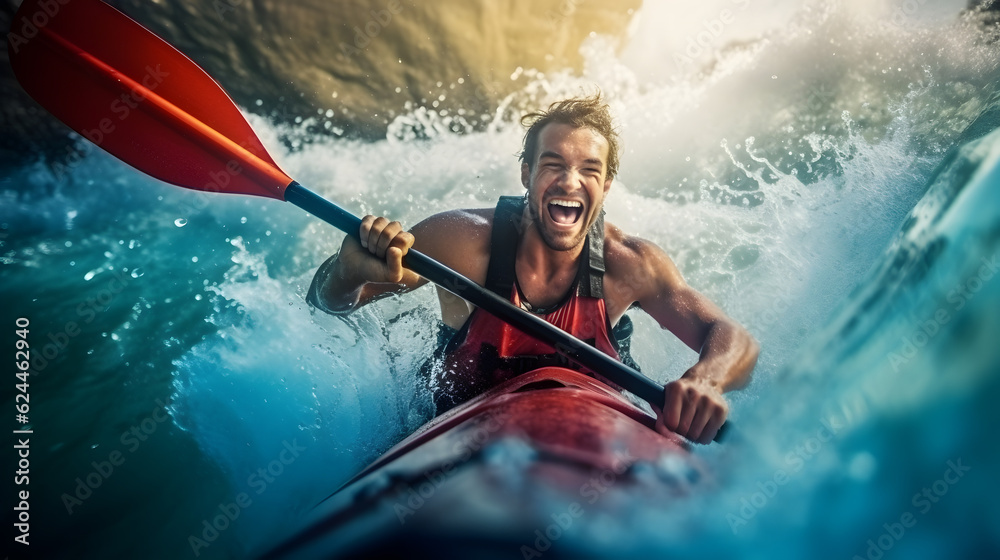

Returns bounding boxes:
[526,193,595,252]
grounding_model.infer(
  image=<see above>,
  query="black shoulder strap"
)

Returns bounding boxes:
[578,209,606,298]
[484,196,524,298]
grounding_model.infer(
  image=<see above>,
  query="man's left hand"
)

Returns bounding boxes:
[655,374,729,444]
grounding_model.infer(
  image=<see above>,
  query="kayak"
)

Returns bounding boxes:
[262,367,705,559]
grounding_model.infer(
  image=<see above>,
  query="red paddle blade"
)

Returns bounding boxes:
[8,0,291,200]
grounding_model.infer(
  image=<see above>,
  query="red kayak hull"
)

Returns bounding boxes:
[264,367,703,559]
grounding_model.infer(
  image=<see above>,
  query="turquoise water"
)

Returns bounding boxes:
[3,1,1000,558]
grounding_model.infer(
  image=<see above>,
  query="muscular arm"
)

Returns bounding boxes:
[609,231,759,443]
[307,209,491,317]
[307,216,425,314]
[635,239,758,392]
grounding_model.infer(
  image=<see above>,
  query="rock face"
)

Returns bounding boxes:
[1,0,640,169]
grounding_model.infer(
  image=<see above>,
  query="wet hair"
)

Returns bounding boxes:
[519,92,621,179]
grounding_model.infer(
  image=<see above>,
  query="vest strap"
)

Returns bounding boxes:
[580,210,605,299]
[484,196,523,298]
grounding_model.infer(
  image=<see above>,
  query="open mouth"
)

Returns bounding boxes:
[547,199,584,225]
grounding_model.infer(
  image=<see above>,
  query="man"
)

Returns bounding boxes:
[308,94,759,444]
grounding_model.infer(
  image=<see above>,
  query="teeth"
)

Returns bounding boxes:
[549,200,582,208]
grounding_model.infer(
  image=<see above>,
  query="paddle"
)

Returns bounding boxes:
[9,0,728,443]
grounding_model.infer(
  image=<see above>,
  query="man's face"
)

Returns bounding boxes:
[521,123,613,252]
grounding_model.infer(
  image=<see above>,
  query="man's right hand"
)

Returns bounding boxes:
[309,208,484,315]
[338,215,416,284]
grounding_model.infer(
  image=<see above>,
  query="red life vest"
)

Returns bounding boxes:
[427,196,630,412]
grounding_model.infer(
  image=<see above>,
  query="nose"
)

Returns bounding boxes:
[555,166,584,190]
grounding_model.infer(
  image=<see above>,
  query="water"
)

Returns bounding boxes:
[3,1,999,558]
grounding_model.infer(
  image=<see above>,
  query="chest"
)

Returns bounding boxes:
[437,265,634,331]
[514,260,635,327]
[513,261,578,312]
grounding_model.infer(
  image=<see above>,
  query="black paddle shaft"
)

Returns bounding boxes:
[285,182,729,442]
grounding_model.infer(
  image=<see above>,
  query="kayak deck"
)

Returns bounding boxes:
[263,367,704,559]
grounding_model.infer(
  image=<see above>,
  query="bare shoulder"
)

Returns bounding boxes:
[414,207,493,228]
[603,222,686,306]
[603,222,669,274]
[410,207,493,284]
[411,207,492,251]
